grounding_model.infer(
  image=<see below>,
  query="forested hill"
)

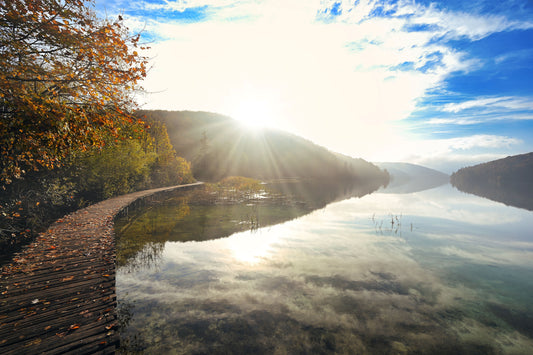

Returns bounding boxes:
[137,110,389,186]
[451,152,533,211]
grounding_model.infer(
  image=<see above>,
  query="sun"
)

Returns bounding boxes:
[232,97,273,130]
[226,85,283,130]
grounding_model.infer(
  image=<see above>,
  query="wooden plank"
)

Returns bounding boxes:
[0,287,116,330]
[0,182,204,354]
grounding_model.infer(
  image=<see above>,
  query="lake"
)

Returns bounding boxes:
[115,181,533,354]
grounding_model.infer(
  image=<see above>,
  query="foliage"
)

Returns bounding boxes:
[136,110,390,186]
[0,1,199,262]
[0,121,195,262]
[144,119,195,187]
[0,0,148,184]
[74,140,156,201]
[0,169,79,261]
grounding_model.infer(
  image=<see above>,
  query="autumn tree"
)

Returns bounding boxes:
[0,0,148,184]
[144,119,195,187]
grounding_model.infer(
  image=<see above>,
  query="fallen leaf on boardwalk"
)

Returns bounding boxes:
[105,324,116,330]
[99,341,107,345]
[102,274,110,277]
[44,325,51,331]
[62,276,74,282]
[56,332,66,337]
[46,246,56,250]
[26,338,42,346]
[69,324,80,330]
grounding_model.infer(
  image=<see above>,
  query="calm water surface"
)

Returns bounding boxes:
[115,183,533,354]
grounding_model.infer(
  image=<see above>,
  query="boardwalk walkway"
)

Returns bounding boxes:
[0,183,203,354]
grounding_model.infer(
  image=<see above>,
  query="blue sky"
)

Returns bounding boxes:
[94,0,533,173]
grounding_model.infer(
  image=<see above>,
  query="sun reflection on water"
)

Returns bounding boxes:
[225,229,280,265]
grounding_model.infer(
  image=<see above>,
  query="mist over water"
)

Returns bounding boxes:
[115,183,533,354]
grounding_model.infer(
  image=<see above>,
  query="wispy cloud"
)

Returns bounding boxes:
[442,96,533,113]
[427,114,533,125]
[95,0,533,167]
[417,96,533,127]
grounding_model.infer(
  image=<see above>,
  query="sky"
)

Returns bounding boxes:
[93,0,533,173]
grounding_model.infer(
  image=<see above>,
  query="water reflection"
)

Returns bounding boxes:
[114,180,380,271]
[116,183,533,354]
[451,174,533,211]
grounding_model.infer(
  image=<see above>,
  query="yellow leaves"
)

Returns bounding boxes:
[0,0,148,183]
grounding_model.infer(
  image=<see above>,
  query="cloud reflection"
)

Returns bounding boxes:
[117,183,533,353]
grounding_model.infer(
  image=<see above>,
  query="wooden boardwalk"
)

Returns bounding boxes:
[0,183,203,354]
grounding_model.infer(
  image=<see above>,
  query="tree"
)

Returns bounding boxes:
[143,119,195,187]
[0,0,148,184]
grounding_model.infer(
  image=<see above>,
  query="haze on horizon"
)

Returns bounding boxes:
[95,0,533,173]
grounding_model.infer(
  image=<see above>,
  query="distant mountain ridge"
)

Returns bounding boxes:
[136,110,389,189]
[376,162,449,193]
[451,152,533,211]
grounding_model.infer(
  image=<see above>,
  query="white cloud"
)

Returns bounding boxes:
[444,134,521,150]
[495,48,533,64]
[441,96,533,113]
[427,113,533,125]
[96,0,532,164]
[135,1,472,159]
[143,0,231,12]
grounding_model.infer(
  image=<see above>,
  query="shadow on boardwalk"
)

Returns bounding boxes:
[0,183,203,354]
